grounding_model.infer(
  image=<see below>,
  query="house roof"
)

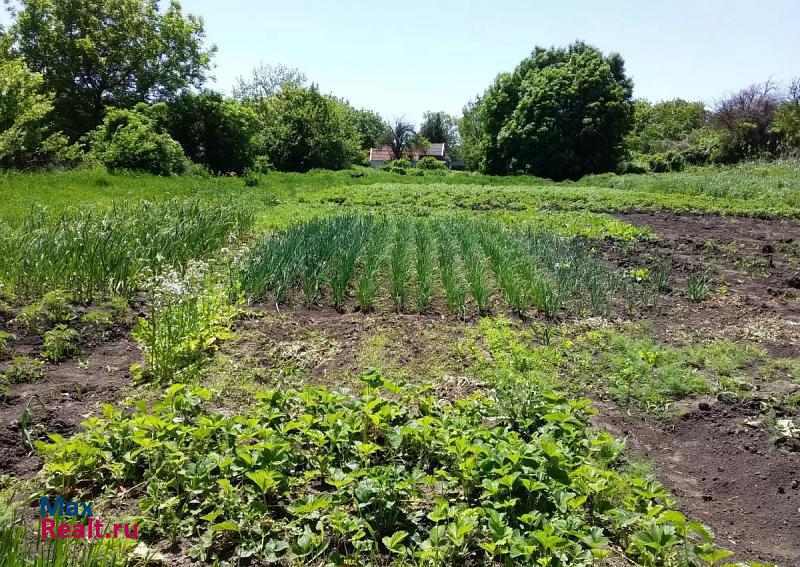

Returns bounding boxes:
[369,143,446,162]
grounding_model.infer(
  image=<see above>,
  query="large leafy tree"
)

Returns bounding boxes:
[476,41,633,180]
[626,99,707,155]
[258,85,361,172]
[7,0,214,139]
[165,91,261,174]
[349,107,389,150]
[0,58,78,168]
[232,63,306,102]
[419,111,458,147]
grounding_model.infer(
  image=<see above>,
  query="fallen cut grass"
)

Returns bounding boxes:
[241,214,641,317]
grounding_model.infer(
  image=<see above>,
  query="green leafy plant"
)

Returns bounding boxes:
[2,356,45,384]
[41,325,80,362]
[131,261,235,383]
[687,270,712,302]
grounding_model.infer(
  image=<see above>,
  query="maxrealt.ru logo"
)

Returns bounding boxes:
[39,497,138,540]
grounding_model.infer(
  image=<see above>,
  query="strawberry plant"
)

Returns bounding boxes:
[37,373,737,566]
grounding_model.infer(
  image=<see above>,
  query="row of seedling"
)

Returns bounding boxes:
[241,214,658,317]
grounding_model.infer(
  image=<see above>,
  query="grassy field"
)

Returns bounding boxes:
[0,163,799,566]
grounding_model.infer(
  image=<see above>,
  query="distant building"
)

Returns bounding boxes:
[368,143,447,167]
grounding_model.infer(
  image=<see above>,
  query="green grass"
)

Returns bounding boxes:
[470,318,782,413]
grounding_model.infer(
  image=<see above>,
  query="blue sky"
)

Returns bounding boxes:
[183,0,799,125]
[5,1,800,126]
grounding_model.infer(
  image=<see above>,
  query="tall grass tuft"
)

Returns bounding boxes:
[356,220,389,311]
[389,220,412,311]
[435,222,466,314]
[457,223,492,314]
[414,221,436,312]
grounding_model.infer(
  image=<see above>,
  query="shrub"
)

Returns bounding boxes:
[2,355,44,384]
[42,324,80,362]
[417,156,447,171]
[86,103,187,175]
[647,151,685,173]
[382,158,411,174]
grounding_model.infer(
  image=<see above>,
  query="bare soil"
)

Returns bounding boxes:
[0,336,137,477]
[595,396,800,565]
[607,212,800,356]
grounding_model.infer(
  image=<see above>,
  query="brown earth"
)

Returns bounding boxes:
[0,336,137,477]
[606,212,800,357]
[594,396,800,566]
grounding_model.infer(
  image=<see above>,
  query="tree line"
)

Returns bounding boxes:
[0,0,798,179]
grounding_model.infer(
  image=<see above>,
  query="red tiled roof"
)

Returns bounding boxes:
[369,147,394,161]
[369,143,446,161]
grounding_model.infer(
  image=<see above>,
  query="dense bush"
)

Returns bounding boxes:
[417,156,447,170]
[710,82,781,163]
[382,158,411,174]
[86,103,187,175]
[773,80,800,154]
[0,59,80,170]
[474,41,633,180]
[257,86,361,172]
[625,99,707,156]
[165,91,262,174]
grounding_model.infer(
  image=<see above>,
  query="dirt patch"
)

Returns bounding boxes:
[0,337,138,477]
[594,397,800,565]
[226,306,473,388]
[605,212,800,356]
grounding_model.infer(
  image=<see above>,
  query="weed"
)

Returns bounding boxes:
[131,261,236,383]
[687,270,712,302]
[2,356,45,384]
[41,325,80,362]
[0,330,13,357]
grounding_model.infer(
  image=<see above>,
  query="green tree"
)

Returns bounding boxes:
[419,111,459,147]
[0,58,78,169]
[165,91,261,174]
[349,107,389,150]
[476,41,633,180]
[258,85,361,172]
[87,103,186,175]
[8,0,214,139]
[626,99,707,155]
[232,63,307,102]
[773,78,800,154]
[458,98,484,170]
[385,117,416,160]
